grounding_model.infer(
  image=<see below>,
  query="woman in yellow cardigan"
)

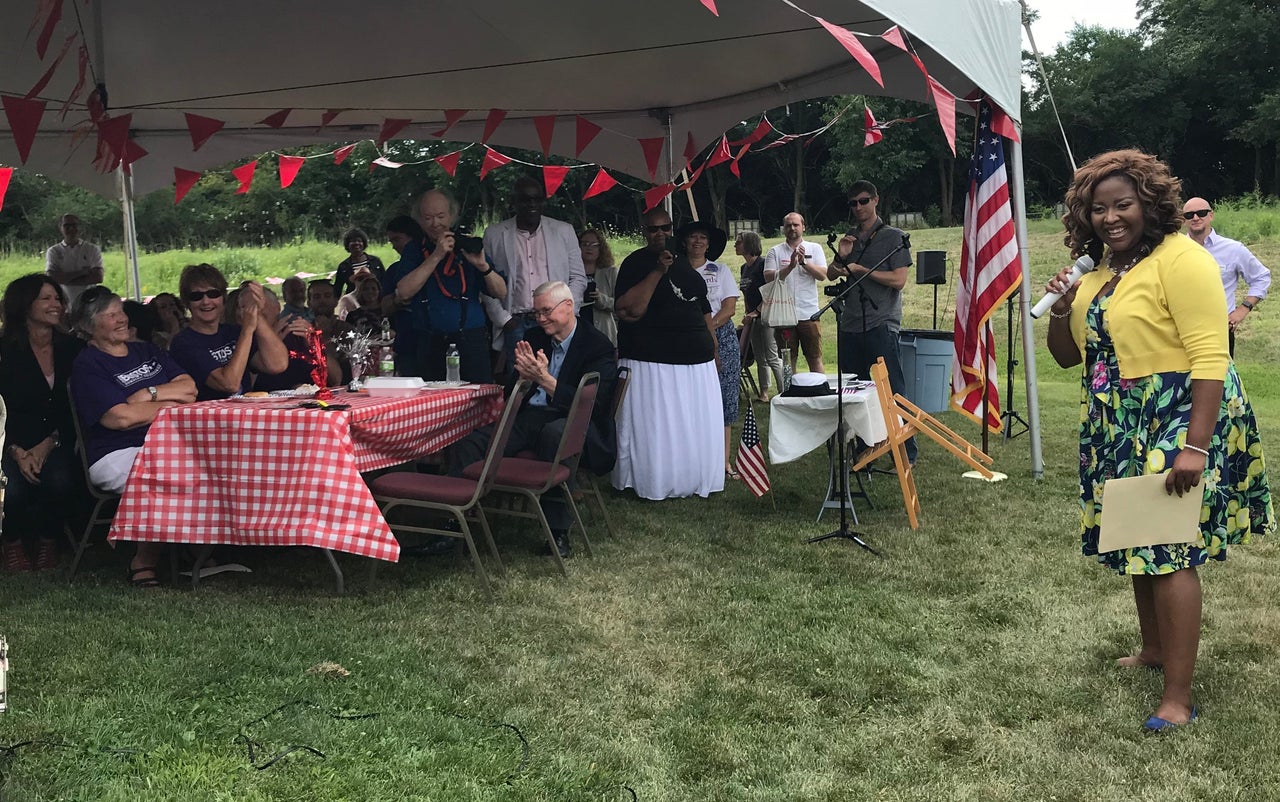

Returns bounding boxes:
[1045,150,1274,732]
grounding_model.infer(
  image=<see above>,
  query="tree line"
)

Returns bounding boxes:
[0,0,1272,253]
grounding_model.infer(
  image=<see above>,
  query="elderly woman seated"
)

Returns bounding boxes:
[70,286,197,587]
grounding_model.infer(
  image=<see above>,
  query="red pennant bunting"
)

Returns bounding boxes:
[320,109,346,129]
[705,136,732,168]
[185,113,224,151]
[93,114,131,173]
[729,143,751,177]
[377,117,411,147]
[2,95,47,164]
[928,76,957,155]
[582,168,617,200]
[683,131,699,167]
[910,52,928,78]
[815,16,883,87]
[333,143,356,164]
[372,156,404,169]
[434,150,462,176]
[0,167,13,213]
[58,43,89,120]
[122,139,148,173]
[575,116,601,157]
[988,103,1020,143]
[533,115,556,157]
[232,161,257,194]
[278,155,305,188]
[482,108,507,144]
[479,148,512,180]
[173,168,201,204]
[26,33,77,100]
[880,25,907,51]
[639,137,664,180]
[758,133,798,151]
[676,162,706,191]
[542,165,570,197]
[432,109,468,138]
[643,183,675,213]
[700,0,719,15]
[864,107,883,147]
[729,119,774,148]
[258,109,292,128]
[32,0,63,59]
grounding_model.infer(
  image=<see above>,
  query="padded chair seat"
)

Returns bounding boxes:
[371,472,477,506]
[461,458,571,489]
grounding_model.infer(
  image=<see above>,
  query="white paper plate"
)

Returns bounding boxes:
[422,381,474,390]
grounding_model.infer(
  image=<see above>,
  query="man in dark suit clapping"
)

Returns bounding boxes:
[447,280,617,557]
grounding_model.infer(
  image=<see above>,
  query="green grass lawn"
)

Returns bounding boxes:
[1,223,1279,800]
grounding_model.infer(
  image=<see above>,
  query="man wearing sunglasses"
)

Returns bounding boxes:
[1182,197,1270,356]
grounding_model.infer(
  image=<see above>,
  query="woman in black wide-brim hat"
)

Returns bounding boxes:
[677,220,741,479]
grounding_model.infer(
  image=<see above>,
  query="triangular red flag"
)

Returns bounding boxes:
[232,161,257,195]
[431,109,468,138]
[928,76,957,155]
[320,109,345,129]
[676,162,706,191]
[988,103,1021,143]
[479,148,513,180]
[705,136,732,168]
[683,131,699,167]
[122,139,148,172]
[376,118,411,147]
[173,168,201,205]
[639,137,665,180]
[482,109,507,144]
[185,113,224,151]
[434,150,462,176]
[729,143,751,177]
[26,33,77,100]
[94,114,131,172]
[728,118,774,148]
[2,95,47,164]
[58,43,89,120]
[880,25,907,51]
[333,143,357,165]
[542,165,571,197]
[700,0,719,15]
[759,133,798,151]
[643,183,675,213]
[815,16,883,87]
[257,109,292,128]
[864,107,883,147]
[0,167,13,212]
[533,115,556,157]
[278,155,305,188]
[575,116,602,157]
[32,0,63,59]
[582,168,617,200]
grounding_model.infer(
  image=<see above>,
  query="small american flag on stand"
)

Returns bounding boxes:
[736,404,771,497]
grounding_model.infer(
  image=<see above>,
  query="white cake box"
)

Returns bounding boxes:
[364,377,426,397]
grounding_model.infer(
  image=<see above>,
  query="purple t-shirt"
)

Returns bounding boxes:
[71,341,188,465]
[169,324,257,400]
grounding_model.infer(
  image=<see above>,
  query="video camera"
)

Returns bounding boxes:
[452,231,484,255]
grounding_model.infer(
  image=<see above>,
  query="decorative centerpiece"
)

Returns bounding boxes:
[333,329,377,391]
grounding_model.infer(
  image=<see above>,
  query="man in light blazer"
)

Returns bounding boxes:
[483,175,588,374]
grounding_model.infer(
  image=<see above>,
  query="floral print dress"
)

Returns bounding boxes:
[1078,285,1274,575]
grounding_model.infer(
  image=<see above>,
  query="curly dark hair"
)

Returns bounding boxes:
[1062,149,1183,262]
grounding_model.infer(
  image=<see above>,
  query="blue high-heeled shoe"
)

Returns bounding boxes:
[1143,706,1198,733]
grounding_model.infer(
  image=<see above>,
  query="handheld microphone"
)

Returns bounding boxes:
[1030,255,1096,319]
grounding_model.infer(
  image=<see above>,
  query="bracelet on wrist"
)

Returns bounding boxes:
[1183,443,1210,458]
[1049,309,1071,320]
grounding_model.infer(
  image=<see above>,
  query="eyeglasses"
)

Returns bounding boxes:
[646,223,674,233]
[184,288,225,302]
[1183,209,1211,219]
[532,299,571,319]
[848,196,875,207]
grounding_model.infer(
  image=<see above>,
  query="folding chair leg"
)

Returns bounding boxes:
[586,476,616,538]
[562,484,593,557]
[455,512,494,597]
[519,489,568,578]
[471,504,504,574]
[320,549,345,595]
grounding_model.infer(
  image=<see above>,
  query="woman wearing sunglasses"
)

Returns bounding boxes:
[167,264,290,400]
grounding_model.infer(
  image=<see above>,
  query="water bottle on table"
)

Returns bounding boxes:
[445,342,461,385]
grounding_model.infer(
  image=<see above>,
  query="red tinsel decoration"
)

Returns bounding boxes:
[307,328,332,400]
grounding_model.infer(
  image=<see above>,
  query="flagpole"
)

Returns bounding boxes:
[980,320,990,455]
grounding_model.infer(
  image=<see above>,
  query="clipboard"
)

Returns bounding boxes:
[1098,473,1204,552]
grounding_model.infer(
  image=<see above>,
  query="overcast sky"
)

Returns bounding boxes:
[1023,0,1141,51]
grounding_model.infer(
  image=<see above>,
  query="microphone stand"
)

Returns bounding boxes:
[804,233,910,555]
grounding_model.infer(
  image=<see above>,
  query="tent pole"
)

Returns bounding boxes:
[1008,131,1043,478]
[118,166,142,300]
[663,114,674,216]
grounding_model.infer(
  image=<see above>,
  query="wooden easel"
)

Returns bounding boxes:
[850,358,995,528]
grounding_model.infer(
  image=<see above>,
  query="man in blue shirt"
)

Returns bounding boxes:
[1183,197,1270,355]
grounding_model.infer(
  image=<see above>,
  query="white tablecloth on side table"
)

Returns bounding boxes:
[768,385,885,464]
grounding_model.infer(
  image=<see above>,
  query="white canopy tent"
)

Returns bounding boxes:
[0,0,1044,476]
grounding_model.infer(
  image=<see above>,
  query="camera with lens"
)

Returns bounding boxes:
[452,231,485,255]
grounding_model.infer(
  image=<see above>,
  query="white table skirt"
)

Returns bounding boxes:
[768,385,886,464]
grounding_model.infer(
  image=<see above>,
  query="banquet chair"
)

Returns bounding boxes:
[462,372,600,577]
[64,380,121,583]
[574,365,629,539]
[370,380,531,596]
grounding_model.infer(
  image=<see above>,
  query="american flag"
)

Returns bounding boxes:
[736,404,770,497]
[951,100,1022,431]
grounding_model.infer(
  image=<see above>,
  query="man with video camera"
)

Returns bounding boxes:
[386,188,507,382]
[483,175,588,377]
[827,179,916,466]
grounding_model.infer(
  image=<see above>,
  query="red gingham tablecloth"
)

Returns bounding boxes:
[107,386,503,562]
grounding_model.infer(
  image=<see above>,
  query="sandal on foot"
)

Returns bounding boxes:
[726,469,741,480]
[1144,706,1198,733]
[128,566,162,588]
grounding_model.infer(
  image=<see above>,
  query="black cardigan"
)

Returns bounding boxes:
[0,331,84,450]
